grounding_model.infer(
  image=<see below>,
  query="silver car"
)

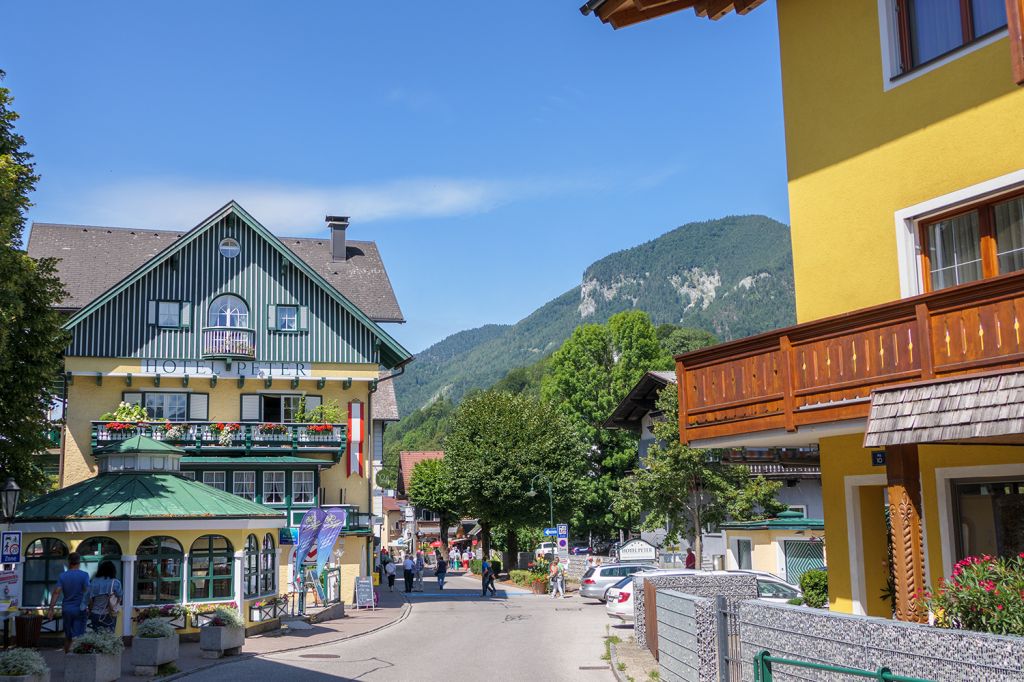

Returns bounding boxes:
[579,562,658,602]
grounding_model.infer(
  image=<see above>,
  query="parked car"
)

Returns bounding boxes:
[533,542,557,560]
[591,539,612,556]
[579,562,658,602]
[749,573,803,603]
[605,576,636,621]
[569,542,593,555]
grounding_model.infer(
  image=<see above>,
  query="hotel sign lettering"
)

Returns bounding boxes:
[142,358,310,379]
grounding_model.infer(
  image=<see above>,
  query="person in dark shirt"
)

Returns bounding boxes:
[48,552,90,652]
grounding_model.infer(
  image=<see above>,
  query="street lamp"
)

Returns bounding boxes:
[526,474,554,528]
[1,478,20,526]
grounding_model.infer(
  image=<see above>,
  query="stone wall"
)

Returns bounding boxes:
[739,600,1024,681]
[655,590,718,682]
[634,572,757,648]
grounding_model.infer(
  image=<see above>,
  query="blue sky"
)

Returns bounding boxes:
[4,2,788,353]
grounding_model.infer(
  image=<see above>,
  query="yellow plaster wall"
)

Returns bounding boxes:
[858,485,891,618]
[776,0,1024,323]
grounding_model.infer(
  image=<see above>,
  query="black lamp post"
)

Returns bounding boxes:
[527,474,554,528]
[1,478,20,526]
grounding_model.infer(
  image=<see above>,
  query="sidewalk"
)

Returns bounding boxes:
[36,587,409,681]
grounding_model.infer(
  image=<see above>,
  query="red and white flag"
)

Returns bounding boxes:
[347,401,364,477]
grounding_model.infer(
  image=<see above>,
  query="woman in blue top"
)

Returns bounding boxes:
[84,560,122,633]
[48,552,89,652]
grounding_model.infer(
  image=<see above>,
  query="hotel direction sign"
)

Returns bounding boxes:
[142,358,311,379]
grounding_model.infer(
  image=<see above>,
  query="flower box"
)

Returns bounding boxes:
[64,653,121,682]
[248,599,288,623]
[531,580,549,595]
[199,625,244,659]
[130,634,178,676]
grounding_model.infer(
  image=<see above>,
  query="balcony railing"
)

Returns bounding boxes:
[202,327,256,359]
[91,421,346,456]
[676,270,1024,444]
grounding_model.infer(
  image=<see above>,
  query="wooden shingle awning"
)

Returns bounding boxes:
[580,0,767,29]
[864,369,1024,447]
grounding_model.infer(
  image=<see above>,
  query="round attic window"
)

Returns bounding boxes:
[219,237,240,258]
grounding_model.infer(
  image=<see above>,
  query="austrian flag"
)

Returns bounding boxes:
[347,401,364,477]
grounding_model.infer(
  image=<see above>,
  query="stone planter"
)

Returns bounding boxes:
[532,581,549,595]
[64,652,121,682]
[199,625,244,659]
[0,672,50,682]
[130,633,179,676]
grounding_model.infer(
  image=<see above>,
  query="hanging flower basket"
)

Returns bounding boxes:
[104,422,137,433]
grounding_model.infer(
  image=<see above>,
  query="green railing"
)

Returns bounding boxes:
[753,651,934,682]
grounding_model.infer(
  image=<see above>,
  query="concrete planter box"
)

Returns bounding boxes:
[199,625,244,659]
[64,652,121,682]
[0,673,50,682]
[130,634,179,676]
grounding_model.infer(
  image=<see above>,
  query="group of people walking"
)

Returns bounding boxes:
[47,552,124,653]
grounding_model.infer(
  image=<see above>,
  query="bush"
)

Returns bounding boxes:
[786,597,805,606]
[72,630,125,655]
[205,606,244,628]
[0,648,48,676]
[799,569,828,608]
[469,559,502,575]
[509,569,546,586]
[920,553,1024,636]
[136,619,176,639]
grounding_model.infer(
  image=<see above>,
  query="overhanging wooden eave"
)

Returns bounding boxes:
[585,0,767,29]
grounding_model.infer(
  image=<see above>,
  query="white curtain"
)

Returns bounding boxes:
[995,196,1024,274]
[928,211,981,289]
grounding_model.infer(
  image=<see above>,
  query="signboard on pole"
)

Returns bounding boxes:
[1,532,21,564]
[354,577,375,610]
[617,539,657,562]
[543,528,557,537]
[556,523,569,559]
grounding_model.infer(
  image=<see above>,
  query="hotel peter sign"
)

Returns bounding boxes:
[142,358,312,379]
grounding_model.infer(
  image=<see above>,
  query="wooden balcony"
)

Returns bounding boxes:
[91,421,346,457]
[202,327,255,359]
[677,270,1024,445]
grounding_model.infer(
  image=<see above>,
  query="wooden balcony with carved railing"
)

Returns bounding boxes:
[677,270,1024,445]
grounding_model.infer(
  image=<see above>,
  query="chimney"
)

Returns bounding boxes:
[327,215,350,261]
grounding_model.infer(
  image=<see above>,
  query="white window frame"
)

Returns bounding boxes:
[234,471,256,501]
[293,471,314,505]
[144,392,188,422]
[787,505,808,517]
[277,306,298,331]
[203,471,225,491]
[877,0,1008,91]
[263,471,285,505]
[157,301,181,328]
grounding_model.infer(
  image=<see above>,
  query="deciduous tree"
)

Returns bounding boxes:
[407,458,461,547]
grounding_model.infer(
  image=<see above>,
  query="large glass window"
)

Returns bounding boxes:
[927,211,982,290]
[261,533,276,595]
[189,535,234,601]
[145,393,188,422]
[735,539,752,571]
[77,537,122,580]
[293,471,314,504]
[23,538,68,606]
[263,471,285,504]
[954,479,1024,561]
[244,535,260,598]
[234,471,256,501]
[995,196,1024,274]
[136,536,183,604]
[896,0,1006,73]
[203,471,225,491]
[208,295,249,328]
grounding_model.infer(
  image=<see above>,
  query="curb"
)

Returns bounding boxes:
[609,639,627,682]
[163,598,412,681]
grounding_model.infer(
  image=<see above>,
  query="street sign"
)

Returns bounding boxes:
[1,532,20,564]
[543,528,557,537]
[871,450,886,467]
[556,523,569,558]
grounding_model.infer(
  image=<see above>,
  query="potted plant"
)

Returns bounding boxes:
[130,619,179,676]
[159,421,190,442]
[249,596,288,622]
[258,423,288,435]
[66,630,123,682]
[198,605,245,659]
[0,648,49,682]
[209,423,240,447]
[134,603,189,629]
[531,575,549,595]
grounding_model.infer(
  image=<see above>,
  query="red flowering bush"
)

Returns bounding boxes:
[104,421,138,432]
[258,422,288,434]
[306,424,334,434]
[917,553,1024,635]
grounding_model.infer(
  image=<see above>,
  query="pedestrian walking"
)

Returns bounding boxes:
[385,560,397,592]
[480,558,497,597]
[403,555,415,593]
[414,550,425,591]
[48,552,89,653]
[685,548,696,569]
[84,560,122,632]
[436,557,448,590]
[549,556,566,599]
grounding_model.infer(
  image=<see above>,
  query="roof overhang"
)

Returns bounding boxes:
[689,419,867,449]
[580,0,767,30]
[12,517,287,533]
[605,371,676,431]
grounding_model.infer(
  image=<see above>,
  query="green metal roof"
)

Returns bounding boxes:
[180,456,330,466]
[16,473,285,521]
[93,435,185,455]
[719,510,824,531]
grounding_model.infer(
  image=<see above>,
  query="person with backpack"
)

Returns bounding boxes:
[84,560,123,632]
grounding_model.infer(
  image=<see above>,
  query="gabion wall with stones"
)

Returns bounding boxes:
[633,572,757,648]
[739,600,1024,681]
[655,589,718,682]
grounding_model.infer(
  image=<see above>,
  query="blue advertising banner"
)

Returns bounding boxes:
[293,508,326,587]
[314,508,348,578]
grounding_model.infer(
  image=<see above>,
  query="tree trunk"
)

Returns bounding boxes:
[480,520,492,559]
[506,529,520,571]
[439,513,450,547]
[691,485,703,569]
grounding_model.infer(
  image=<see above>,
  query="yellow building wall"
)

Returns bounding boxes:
[725,528,826,578]
[776,0,1024,323]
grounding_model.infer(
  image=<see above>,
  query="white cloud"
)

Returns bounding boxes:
[71,176,583,235]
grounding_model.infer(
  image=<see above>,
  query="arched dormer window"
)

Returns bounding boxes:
[208,295,249,328]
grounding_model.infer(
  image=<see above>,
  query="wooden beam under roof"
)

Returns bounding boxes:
[608,0,696,28]
[590,0,765,29]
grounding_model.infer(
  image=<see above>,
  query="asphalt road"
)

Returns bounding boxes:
[182,572,618,681]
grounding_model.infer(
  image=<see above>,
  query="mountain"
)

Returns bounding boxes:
[395,215,795,415]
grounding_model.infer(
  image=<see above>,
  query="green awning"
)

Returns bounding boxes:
[181,456,331,467]
[719,510,824,531]
[16,472,285,522]
[93,435,185,455]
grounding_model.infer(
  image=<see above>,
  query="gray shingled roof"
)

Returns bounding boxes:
[864,370,1024,447]
[26,223,404,323]
[372,376,400,422]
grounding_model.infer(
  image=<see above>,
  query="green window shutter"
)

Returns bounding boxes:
[298,307,309,331]
[267,305,277,331]
[180,302,192,329]
[240,394,261,422]
[147,301,157,325]
[189,393,209,421]
[123,392,143,406]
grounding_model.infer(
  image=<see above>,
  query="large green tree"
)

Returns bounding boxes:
[613,387,787,565]
[0,72,68,496]
[657,324,719,357]
[443,390,588,564]
[541,310,671,538]
[407,458,461,547]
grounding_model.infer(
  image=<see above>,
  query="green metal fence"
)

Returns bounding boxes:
[753,650,935,682]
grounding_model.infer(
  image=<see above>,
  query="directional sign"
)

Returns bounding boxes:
[543,528,558,537]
